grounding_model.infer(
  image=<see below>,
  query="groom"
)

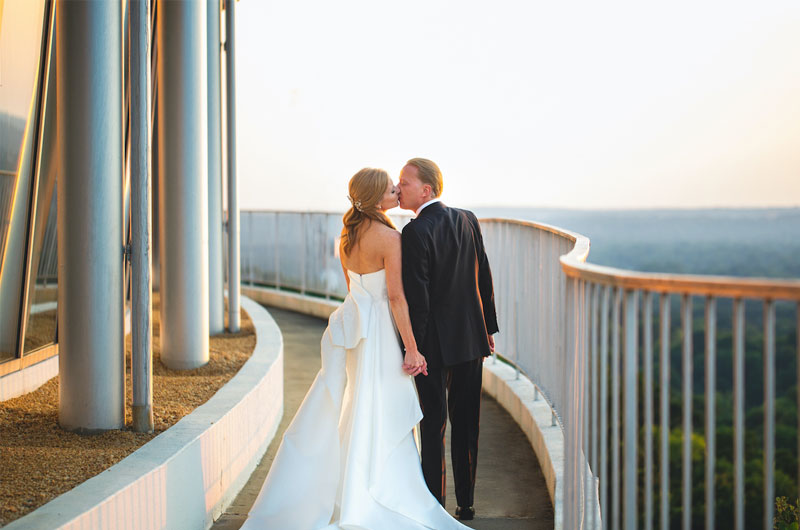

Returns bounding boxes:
[397,158,499,521]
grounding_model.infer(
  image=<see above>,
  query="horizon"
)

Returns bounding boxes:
[236,204,800,214]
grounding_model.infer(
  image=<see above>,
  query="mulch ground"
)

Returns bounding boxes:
[0,297,256,526]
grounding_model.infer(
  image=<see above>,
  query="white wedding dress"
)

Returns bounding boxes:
[241,269,469,529]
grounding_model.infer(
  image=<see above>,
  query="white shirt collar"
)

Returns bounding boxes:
[415,198,441,216]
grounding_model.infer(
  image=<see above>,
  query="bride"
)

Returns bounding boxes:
[241,168,470,529]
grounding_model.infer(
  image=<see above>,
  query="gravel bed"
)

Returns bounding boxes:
[0,301,256,526]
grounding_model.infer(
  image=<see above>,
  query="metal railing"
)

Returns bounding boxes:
[242,211,800,530]
[556,227,800,530]
[238,210,409,299]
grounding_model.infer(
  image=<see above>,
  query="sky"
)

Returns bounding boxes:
[235,0,800,211]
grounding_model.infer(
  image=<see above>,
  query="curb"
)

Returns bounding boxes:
[6,296,284,530]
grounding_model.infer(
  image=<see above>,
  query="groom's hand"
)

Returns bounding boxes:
[488,334,495,353]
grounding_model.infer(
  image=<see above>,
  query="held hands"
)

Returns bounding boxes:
[403,348,428,377]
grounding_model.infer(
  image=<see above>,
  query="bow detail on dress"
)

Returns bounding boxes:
[328,289,372,350]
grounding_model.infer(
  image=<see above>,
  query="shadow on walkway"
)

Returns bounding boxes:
[214,307,554,530]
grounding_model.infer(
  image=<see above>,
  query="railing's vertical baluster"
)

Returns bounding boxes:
[732,298,745,530]
[764,299,775,529]
[513,226,520,371]
[600,285,611,528]
[583,282,592,528]
[643,291,654,530]
[300,212,307,295]
[553,233,560,428]
[706,296,717,530]
[659,293,670,530]
[504,224,514,366]
[591,283,600,529]
[612,287,622,530]
[515,286,521,380]
[704,297,716,530]
[681,294,693,530]
[623,289,639,530]
[274,214,281,289]
[564,275,578,529]
[248,212,254,285]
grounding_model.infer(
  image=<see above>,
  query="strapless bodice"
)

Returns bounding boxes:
[328,269,388,350]
[346,269,387,300]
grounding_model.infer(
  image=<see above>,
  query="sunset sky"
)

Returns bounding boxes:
[235,1,800,212]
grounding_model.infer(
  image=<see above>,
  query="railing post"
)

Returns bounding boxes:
[732,298,745,530]
[274,214,281,290]
[563,275,579,529]
[643,291,654,530]
[301,212,307,295]
[612,287,622,530]
[764,299,776,529]
[600,284,610,527]
[623,289,638,530]
[704,297,716,530]
[515,290,521,380]
[248,212,254,286]
[659,293,671,530]
[582,281,591,528]
[681,294,693,530]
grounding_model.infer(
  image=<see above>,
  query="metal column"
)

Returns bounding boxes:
[56,0,124,431]
[157,0,210,369]
[130,0,154,432]
[207,0,224,335]
[225,0,241,332]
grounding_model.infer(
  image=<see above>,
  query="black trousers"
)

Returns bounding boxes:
[414,357,482,508]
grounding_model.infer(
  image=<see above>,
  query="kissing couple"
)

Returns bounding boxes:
[241,158,499,529]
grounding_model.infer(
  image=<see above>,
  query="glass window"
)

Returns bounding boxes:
[0,0,48,362]
[22,33,57,355]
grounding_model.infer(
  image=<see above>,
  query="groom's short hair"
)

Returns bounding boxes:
[406,158,443,198]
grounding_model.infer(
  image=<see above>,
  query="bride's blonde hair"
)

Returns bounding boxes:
[341,168,396,256]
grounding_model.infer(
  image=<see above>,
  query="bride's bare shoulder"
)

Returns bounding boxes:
[374,224,400,243]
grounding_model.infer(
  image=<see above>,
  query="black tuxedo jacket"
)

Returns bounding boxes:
[401,202,499,367]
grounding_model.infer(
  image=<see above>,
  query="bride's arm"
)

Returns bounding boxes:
[382,231,427,376]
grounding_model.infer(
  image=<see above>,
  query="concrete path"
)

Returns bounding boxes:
[214,307,553,530]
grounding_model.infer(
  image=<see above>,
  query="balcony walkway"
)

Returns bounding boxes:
[213,306,554,530]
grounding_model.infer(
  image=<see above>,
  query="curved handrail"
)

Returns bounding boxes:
[561,259,800,299]
[483,217,800,300]
[481,216,800,299]
[560,243,800,301]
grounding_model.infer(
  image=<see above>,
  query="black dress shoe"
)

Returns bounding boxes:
[455,506,475,520]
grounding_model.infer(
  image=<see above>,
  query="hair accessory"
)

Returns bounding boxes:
[347,195,363,212]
